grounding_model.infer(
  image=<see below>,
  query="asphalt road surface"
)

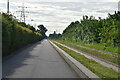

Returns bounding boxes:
[3,39,78,78]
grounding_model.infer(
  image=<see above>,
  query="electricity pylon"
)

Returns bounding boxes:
[16,3,28,23]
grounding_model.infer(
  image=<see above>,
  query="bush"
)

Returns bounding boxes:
[1,13,43,57]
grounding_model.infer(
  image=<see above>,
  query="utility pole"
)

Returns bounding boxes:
[118,1,120,11]
[7,0,9,14]
[16,3,28,23]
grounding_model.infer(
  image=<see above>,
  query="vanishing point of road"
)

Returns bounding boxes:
[3,39,79,78]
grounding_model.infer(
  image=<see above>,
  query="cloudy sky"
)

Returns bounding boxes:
[0,0,119,36]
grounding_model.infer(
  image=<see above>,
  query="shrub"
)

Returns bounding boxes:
[1,13,43,57]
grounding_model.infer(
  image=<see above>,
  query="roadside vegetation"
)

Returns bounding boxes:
[49,11,120,54]
[1,13,47,57]
[52,41,119,79]
[56,40,118,64]
[57,40,119,54]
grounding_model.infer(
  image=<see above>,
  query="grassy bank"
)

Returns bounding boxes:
[57,40,119,54]
[56,40,118,64]
[52,41,119,79]
[1,13,43,57]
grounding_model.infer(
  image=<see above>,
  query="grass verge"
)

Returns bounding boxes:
[56,40,118,64]
[57,40,119,54]
[52,41,119,79]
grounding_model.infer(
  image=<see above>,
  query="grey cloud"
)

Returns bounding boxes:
[29,11,55,16]
[97,10,115,13]
[0,0,118,35]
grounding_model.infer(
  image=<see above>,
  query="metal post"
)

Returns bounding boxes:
[118,1,120,11]
[7,0,9,14]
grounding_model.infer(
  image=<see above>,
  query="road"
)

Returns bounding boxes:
[3,39,78,78]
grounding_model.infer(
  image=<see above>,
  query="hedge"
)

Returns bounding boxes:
[1,13,43,57]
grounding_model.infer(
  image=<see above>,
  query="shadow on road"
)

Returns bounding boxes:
[2,40,44,78]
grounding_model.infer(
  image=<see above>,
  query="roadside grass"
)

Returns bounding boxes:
[57,40,119,54]
[55,40,118,64]
[52,41,119,79]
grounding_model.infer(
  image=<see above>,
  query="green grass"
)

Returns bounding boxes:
[57,40,119,54]
[55,40,118,64]
[52,41,119,79]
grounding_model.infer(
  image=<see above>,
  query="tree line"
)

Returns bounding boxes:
[50,11,120,49]
[1,13,47,57]
[49,31,61,39]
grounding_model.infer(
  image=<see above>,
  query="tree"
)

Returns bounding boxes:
[60,11,120,47]
[49,31,61,39]
[37,24,47,35]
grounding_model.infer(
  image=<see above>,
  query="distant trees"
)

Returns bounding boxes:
[61,11,120,48]
[49,31,61,39]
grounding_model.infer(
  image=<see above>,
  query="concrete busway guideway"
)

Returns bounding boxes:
[49,40,102,80]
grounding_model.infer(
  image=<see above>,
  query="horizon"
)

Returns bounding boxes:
[0,0,119,36]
